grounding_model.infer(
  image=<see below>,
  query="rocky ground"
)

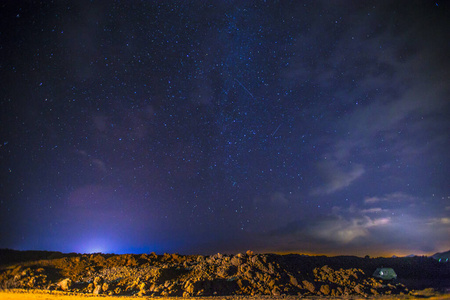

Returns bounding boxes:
[0,249,449,298]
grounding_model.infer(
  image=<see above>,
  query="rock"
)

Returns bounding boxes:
[21,269,30,276]
[93,284,102,295]
[246,250,254,256]
[3,250,445,297]
[93,276,103,287]
[57,278,72,291]
[184,281,194,294]
[255,271,265,282]
[354,284,365,294]
[231,256,243,266]
[319,284,330,295]
[289,275,299,286]
[344,286,351,295]
[243,270,254,279]
[372,281,383,288]
[102,282,109,292]
[28,277,36,288]
[302,280,315,293]
[250,255,259,264]
[217,265,236,278]
[267,263,275,273]
[272,286,281,296]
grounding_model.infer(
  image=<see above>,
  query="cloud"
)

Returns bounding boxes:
[440,218,450,225]
[92,159,107,173]
[268,213,391,245]
[364,192,416,204]
[253,191,291,208]
[360,207,386,214]
[255,189,450,255]
[270,192,289,206]
[426,218,450,226]
[75,149,108,174]
[309,216,390,244]
[285,3,449,200]
[261,189,450,255]
[311,161,365,195]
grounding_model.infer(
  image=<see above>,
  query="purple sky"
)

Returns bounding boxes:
[1,1,449,256]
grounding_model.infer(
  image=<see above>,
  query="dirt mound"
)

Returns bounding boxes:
[0,250,448,297]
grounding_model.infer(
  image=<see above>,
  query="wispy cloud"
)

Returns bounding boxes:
[261,189,450,255]
[309,215,390,244]
[364,192,416,204]
[270,192,290,206]
[426,218,450,226]
[360,207,386,214]
[311,161,365,195]
[440,218,450,225]
[287,3,449,204]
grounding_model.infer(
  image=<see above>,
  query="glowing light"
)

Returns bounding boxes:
[78,237,116,254]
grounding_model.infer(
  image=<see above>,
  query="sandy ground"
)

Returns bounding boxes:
[0,289,449,300]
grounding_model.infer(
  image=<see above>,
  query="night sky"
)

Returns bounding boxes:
[1,1,449,257]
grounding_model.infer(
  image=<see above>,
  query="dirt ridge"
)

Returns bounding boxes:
[1,250,449,297]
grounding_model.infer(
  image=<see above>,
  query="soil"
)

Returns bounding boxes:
[1,249,449,299]
[0,289,449,299]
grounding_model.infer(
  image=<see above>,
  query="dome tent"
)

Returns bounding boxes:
[373,267,397,280]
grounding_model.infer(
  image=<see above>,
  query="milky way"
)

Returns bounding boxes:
[1,1,449,256]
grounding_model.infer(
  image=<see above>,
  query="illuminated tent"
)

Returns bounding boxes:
[372,267,397,280]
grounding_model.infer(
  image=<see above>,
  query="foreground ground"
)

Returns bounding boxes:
[1,250,449,298]
[0,289,449,299]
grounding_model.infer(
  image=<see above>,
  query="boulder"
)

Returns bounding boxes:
[57,278,72,291]
[289,275,299,286]
[93,284,102,295]
[319,284,330,295]
[184,281,194,294]
[183,291,191,297]
[28,277,36,288]
[231,256,243,266]
[302,280,315,293]
[272,286,281,296]
[93,276,103,287]
[102,282,109,292]
[354,283,365,295]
